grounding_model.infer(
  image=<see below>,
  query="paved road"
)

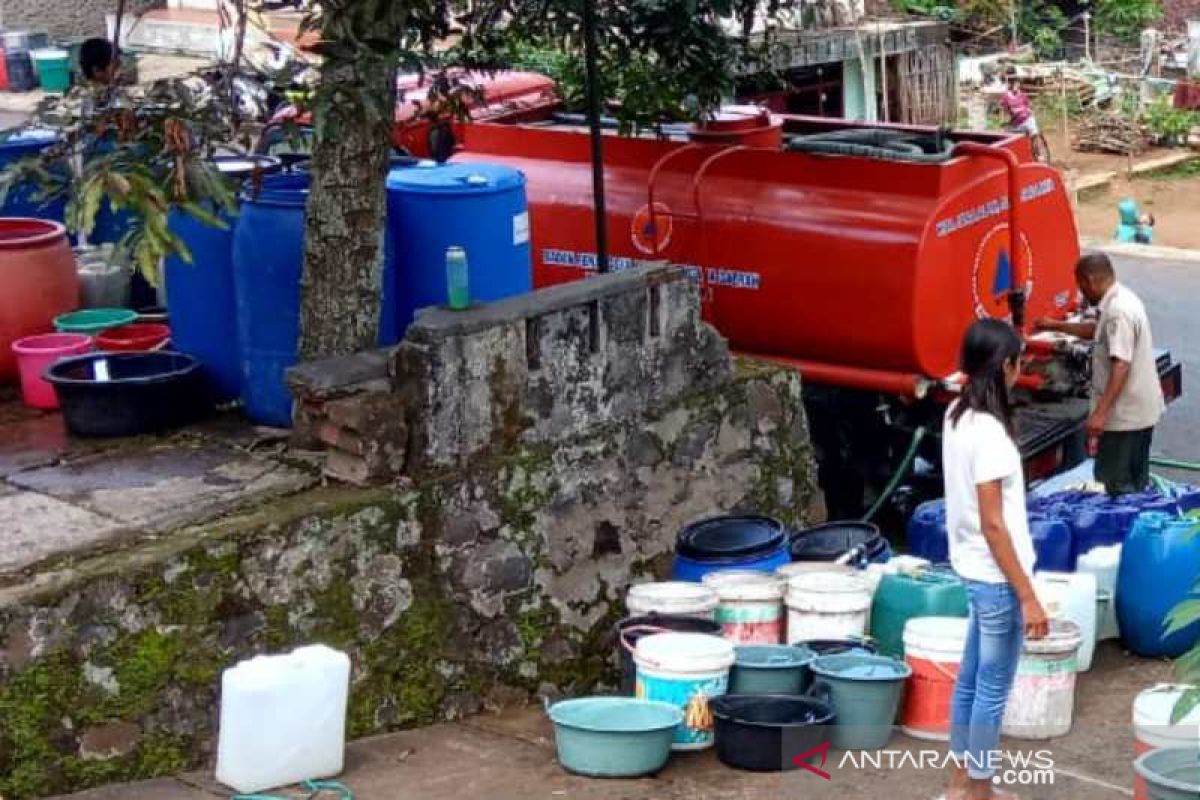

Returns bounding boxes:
[1107,251,1199,470]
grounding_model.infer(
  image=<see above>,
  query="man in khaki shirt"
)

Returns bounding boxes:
[1037,253,1164,494]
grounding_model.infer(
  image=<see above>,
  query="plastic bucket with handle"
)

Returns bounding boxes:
[1132,684,1200,800]
[11,333,92,408]
[634,632,734,751]
[900,616,968,741]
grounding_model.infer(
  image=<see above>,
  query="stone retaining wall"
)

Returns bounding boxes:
[0,266,819,798]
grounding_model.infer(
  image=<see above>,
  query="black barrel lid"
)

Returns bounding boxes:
[789,521,882,561]
[676,514,787,560]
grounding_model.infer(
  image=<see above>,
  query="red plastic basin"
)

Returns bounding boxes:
[95,323,171,352]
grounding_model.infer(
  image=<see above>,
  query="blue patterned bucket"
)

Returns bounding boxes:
[634,632,734,750]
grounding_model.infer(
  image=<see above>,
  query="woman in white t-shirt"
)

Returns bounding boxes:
[942,319,1049,800]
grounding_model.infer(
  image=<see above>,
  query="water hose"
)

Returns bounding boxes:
[863,426,928,523]
[1150,456,1200,473]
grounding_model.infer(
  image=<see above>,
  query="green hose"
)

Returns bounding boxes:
[1150,456,1200,473]
[863,426,928,524]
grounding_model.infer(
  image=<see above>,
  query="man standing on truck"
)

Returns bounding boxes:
[1037,254,1165,495]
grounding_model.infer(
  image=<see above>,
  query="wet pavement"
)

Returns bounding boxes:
[0,395,315,580]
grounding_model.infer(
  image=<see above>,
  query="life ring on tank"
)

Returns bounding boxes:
[631,202,674,255]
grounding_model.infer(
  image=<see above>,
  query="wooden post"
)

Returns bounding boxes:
[1060,65,1069,153]
[879,27,889,122]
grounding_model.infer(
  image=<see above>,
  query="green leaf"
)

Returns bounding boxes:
[1176,643,1200,684]
[1169,686,1200,725]
[1164,598,1200,637]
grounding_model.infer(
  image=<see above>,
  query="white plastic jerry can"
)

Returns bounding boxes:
[215,644,352,794]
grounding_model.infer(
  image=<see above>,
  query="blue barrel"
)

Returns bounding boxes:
[166,156,283,402]
[1028,514,1075,572]
[1116,513,1200,657]
[906,499,948,563]
[672,515,791,581]
[0,130,67,221]
[232,173,309,426]
[382,161,532,344]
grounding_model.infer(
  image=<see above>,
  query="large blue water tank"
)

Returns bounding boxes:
[0,130,67,222]
[232,173,308,427]
[1117,512,1200,657]
[382,161,532,343]
[166,156,283,402]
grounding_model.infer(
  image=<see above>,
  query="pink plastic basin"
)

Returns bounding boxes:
[11,333,93,409]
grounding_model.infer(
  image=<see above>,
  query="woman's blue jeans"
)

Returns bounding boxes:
[949,579,1025,780]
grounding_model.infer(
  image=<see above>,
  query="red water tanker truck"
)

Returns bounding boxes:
[450,101,1182,519]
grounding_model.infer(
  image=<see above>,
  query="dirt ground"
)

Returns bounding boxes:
[1075,171,1200,250]
[1032,120,1200,250]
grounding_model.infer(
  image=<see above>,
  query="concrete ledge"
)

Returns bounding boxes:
[1081,237,1200,262]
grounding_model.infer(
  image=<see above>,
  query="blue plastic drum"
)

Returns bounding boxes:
[382,161,532,343]
[232,173,309,426]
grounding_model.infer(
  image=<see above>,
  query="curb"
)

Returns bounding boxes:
[1081,237,1200,262]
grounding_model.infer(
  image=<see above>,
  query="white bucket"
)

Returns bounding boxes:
[785,571,871,644]
[626,581,718,620]
[701,570,785,644]
[1002,620,1082,740]
[900,616,970,741]
[1077,544,1121,641]
[1133,683,1200,800]
[1035,571,1098,671]
[776,561,856,579]
[634,632,735,751]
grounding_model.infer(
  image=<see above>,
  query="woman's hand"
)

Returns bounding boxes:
[1021,594,1050,640]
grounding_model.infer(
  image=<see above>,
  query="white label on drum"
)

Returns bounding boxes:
[94,359,111,382]
[513,211,530,246]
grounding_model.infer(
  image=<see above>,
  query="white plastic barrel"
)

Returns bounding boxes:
[215,644,351,793]
[1077,544,1121,641]
[1002,620,1083,740]
[900,617,969,741]
[1132,683,1200,800]
[634,632,735,751]
[1035,571,1098,671]
[785,571,871,644]
[626,581,719,619]
[701,570,786,644]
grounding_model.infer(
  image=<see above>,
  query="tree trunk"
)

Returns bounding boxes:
[297,55,396,360]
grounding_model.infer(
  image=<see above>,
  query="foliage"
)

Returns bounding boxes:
[1093,0,1162,41]
[1142,98,1198,145]
[1164,555,1200,724]
[462,0,796,134]
[891,0,958,21]
[0,77,243,285]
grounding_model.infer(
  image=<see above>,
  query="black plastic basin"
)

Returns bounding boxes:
[45,351,211,437]
[710,694,835,772]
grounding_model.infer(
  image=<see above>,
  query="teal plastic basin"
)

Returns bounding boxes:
[54,308,138,335]
[548,696,681,777]
[1134,748,1200,800]
[730,644,815,695]
[809,653,911,751]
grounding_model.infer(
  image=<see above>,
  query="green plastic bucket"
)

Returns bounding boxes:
[54,308,138,335]
[547,696,681,777]
[31,48,70,93]
[809,653,911,750]
[1133,748,1200,800]
[730,644,815,695]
